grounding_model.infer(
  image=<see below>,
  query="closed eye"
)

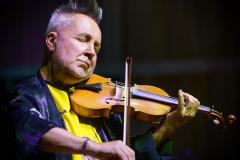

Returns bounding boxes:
[75,36,90,42]
[94,42,101,54]
[73,34,101,54]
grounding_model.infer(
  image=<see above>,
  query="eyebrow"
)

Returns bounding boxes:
[75,33,89,37]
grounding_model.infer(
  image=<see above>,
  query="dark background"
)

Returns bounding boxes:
[0,0,239,159]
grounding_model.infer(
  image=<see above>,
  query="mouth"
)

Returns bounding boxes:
[79,60,90,69]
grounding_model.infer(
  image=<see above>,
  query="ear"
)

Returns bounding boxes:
[45,32,58,52]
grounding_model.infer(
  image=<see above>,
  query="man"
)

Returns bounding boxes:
[6,0,200,160]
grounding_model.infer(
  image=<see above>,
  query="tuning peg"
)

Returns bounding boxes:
[225,114,237,127]
[213,119,220,125]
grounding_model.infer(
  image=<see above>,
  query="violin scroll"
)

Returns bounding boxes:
[208,107,237,130]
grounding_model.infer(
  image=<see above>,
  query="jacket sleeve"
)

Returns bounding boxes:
[6,85,59,157]
[133,131,172,160]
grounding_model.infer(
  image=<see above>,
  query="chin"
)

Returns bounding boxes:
[72,72,91,82]
[67,67,93,83]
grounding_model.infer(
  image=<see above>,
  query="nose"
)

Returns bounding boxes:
[85,42,95,59]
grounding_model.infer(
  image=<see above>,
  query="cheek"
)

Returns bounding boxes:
[55,45,78,66]
[92,56,97,67]
[93,56,97,63]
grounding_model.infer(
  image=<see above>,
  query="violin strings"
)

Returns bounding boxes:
[107,82,124,88]
[112,81,134,87]
[107,82,210,111]
[108,81,178,104]
[134,89,178,102]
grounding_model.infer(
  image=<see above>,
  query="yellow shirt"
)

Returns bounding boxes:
[47,84,102,160]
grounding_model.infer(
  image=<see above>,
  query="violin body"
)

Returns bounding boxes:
[70,74,171,124]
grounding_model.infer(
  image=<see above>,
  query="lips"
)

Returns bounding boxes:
[76,56,91,69]
[79,60,90,69]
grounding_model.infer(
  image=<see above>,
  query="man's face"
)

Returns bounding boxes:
[49,14,101,84]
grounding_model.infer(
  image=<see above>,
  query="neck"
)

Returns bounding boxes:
[40,61,66,85]
[40,62,53,82]
[40,61,89,86]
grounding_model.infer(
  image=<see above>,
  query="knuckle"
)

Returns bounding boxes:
[115,140,123,146]
[180,111,185,118]
[197,100,200,105]
[132,150,135,157]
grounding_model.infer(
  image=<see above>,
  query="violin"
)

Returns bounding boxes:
[69,74,237,129]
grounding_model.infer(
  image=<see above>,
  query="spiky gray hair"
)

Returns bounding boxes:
[46,0,102,34]
[42,0,102,65]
